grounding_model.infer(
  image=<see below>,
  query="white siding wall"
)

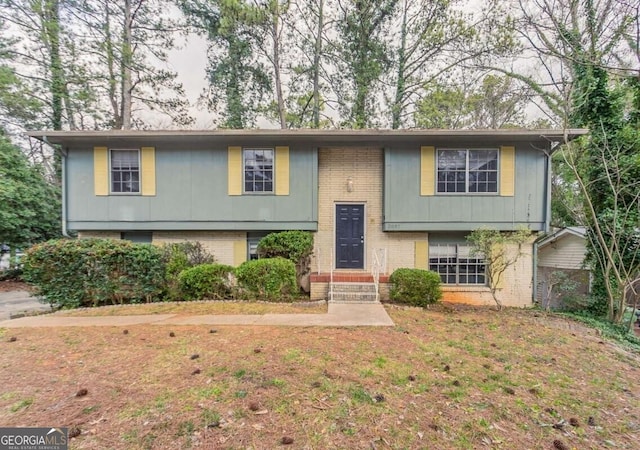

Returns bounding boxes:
[538,235,587,270]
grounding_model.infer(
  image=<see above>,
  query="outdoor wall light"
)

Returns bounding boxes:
[346,176,354,192]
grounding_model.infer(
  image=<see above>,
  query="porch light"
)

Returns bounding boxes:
[346,176,354,192]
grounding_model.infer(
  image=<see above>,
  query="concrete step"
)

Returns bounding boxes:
[330,282,377,293]
[330,282,379,303]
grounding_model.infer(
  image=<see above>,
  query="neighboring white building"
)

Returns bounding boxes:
[536,227,590,309]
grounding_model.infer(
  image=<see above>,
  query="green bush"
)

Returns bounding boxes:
[178,264,235,300]
[160,241,216,299]
[257,231,314,293]
[389,268,442,307]
[22,238,166,308]
[235,257,297,301]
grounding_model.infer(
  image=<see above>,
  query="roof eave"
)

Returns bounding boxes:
[27,128,589,147]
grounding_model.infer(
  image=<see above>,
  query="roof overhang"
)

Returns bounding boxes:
[27,128,588,150]
[536,226,587,249]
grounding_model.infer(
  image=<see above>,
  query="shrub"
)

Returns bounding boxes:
[389,268,442,307]
[178,264,235,300]
[160,241,215,299]
[257,231,314,292]
[22,238,166,309]
[235,257,297,301]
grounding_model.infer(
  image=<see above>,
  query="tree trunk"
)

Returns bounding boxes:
[43,0,63,130]
[121,0,133,130]
[272,4,286,129]
[312,0,324,128]
[103,2,122,129]
[391,0,407,130]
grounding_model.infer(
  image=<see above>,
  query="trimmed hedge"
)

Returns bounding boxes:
[257,231,314,293]
[160,241,215,278]
[178,263,235,300]
[22,238,166,308]
[235,257,297,301]
[257,231,314,262]
[160,241,215,300]
[389,268,442,307]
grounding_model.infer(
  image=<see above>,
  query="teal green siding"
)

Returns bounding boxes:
[66,144,318,231]
[383,144,548,231]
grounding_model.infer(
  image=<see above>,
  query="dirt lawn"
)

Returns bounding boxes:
[2,303,640,449]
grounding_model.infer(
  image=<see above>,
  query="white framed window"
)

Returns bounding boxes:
[429,244,486,285]
[247,232,272,260]
[243,148,274,193]
[437,149,498,193]
[111,149,140,193]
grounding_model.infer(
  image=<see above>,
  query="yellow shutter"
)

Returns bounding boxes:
[94,146,109,196]
[500,146,515,197]
[141,147,156,196]
[415,241,428,270]
[228,146,242,195]
[420,146,435,196]
[275,146,290,196]
[233,239,247,266]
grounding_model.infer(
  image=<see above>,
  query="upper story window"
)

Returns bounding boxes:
[111,149,140,193]
[429,244,486,285]
[244,148,274,193]
[437,149,498,194]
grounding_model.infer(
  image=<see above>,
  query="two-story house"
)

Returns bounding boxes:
[28,129,587,307]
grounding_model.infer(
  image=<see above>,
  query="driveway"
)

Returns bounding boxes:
[0,290,52,320]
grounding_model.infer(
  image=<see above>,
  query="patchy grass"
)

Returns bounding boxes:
[1,305,640,449]
[55,300,326,317]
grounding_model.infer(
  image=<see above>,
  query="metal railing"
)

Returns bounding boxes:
[371,248,387,302]
[329,248,334,302]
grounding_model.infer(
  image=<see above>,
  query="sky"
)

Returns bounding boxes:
[166,34,214,129]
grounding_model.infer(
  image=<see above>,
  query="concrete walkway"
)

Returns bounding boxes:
[0,290,53,321]
[0,303,395,328]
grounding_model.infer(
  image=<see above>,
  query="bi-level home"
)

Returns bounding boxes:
[28,129,586,307]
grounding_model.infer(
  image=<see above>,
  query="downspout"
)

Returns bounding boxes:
[532,236,539,305]
[544,148,552,233]
[44,136,70,238]
[534,141,556,304]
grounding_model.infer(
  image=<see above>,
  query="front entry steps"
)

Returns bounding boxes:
[330,282,379,303]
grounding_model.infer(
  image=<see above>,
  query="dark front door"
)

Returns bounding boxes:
[336,204,364,269]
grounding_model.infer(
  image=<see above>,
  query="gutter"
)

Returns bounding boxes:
[43,136,70,238]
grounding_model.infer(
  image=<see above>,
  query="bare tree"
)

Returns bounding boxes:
[467,227,531,310]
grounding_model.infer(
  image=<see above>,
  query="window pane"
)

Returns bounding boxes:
[111,150,140,193]
[429,244,485,285]
[469,150,498,193]
[244,148,274,193]
[437,150,466,193]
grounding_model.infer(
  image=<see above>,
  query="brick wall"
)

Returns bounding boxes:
[153,231,246,266]
[439,240,535,308]
[77,231,121,240]
[79,230,247,266]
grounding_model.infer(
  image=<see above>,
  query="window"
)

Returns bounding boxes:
[121,232,152,243]
[429,244,486,285]
[437,149,498,193]
[244,148,274,193]
[111,149,140,193]
[247,232,271,260]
